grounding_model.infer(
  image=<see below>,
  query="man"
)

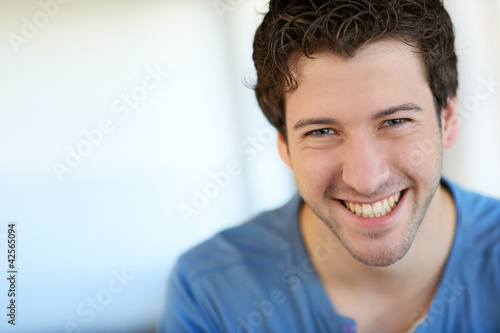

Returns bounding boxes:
[161,1,500,332]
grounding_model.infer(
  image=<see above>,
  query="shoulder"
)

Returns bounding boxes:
[417,180,500,333]
[163,194,312,332]
[163,195,302,331]
[176,194,302,281]
[446,178,500,255]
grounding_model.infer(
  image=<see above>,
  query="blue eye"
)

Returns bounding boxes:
[307,128,336,137]
[381,118,409,128]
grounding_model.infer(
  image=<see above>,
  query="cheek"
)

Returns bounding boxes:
[292,149,342,194]
[396,131,442,179]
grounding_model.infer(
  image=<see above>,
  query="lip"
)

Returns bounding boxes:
[340,190,403,206]
[335,189,407,230]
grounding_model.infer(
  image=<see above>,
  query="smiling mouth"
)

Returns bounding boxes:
[342,191,404,218]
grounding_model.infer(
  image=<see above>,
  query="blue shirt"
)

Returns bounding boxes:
[161,179,500,332]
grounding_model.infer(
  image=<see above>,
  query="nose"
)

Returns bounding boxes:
[341,134,390,196]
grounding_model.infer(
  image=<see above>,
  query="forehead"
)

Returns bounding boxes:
[284,40,431,122]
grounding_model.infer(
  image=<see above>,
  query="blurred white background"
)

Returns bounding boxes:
[0,0,498,332]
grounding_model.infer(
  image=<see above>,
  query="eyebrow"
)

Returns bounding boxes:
[372,103,423,119]
[292,103,423,131]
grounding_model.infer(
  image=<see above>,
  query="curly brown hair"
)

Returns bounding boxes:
[252,0,458,135]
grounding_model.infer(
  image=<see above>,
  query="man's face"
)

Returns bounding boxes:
[279,40,455,267]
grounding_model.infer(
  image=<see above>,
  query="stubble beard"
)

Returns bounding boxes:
[305,157,443,267]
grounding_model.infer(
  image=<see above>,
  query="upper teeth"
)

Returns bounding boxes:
[343,191,402,218]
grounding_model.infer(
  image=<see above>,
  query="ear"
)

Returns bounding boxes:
[441,95,460,148]
[277,132,292,169]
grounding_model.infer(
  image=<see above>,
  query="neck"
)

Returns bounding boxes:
[300,184,456,292]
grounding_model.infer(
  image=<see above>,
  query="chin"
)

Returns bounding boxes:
[340,219,417,267]
[349,242,410,267]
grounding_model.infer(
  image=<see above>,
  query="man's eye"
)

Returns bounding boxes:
[307,128,336,137]
[381,118,409,128]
